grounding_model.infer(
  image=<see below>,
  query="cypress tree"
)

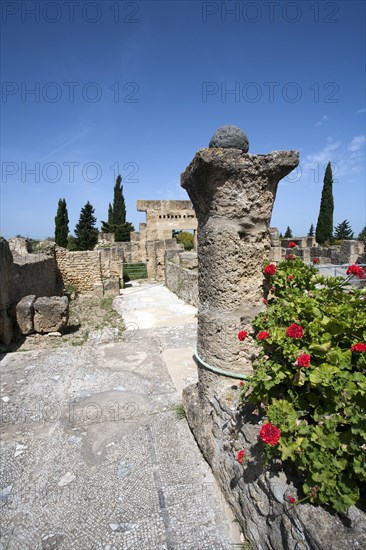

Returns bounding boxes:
[74,201,98,250]
[54,198,69,248]
[334,219,354,240]
[101,175,134,241]
[308,223,315,237]
[284,226,293,238]
[108,203,113,225]
[316,162,334,244]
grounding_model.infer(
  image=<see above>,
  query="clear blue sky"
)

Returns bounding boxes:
[1,0,365,239]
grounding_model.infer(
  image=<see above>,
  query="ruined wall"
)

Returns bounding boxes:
[0,238,63,345]
[146,239,183,280]
[165,250,198,306]
[55,247,103,293]
[13,258,62,300]
[55,247,122,296]
[0,238,16,345]
[271,233,365,265]
[137,200,197,241]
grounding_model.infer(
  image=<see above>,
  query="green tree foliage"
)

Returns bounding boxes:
[74,201,98,250]
[284,226,293,238]
[54,198,69,248]
[176,231,194,250]
[316,162,334,244]
[334,219,354,240]
[358,226,366,242]
[67,234,78,251]
[308,223,315,237]
[101,175,134,241]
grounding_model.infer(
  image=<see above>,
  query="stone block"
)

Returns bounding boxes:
[33,296,69,334]
[103,278,120,296]
[93,283,104,297]
[16,294,36,335]
[179,252,198,269]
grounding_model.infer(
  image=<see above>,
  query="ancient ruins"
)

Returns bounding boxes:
[1,125,365,549]
[179,126,366,549]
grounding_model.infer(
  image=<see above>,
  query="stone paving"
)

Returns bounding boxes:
[0,282,240,549]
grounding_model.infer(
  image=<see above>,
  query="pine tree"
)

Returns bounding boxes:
[308,223,315,237]
[101,175,134,241]
[74,201,98,250]
[54,198,69,248]
[334,220,354,240]
[359,226,366,242]
[316,162,334,244]
[284,226,293,238]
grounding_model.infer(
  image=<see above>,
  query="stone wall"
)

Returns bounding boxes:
[146,238,183,280]
[13,258,62,300]
[137,200,197,240]
[165,250,198,306]
[271,231,365,265]
[54,247,122,296]
[0,238,63,346]
[0,238,16,345]
[55,247,102,293]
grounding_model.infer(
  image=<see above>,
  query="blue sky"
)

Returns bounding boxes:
[1,0,365,239]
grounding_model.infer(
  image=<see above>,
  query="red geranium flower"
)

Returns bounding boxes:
[285,254,296,261]
[346,265,365,279]
[262,298,267,304]
[313,257,319,264]
[297,353,311,367]
[288,242,297,248]
[351,343,366,353]
[237,450,245,464]
[239,381,245,387]
[257,331,269,341]
[263,263,276,275]
[288,274,294,280]
[238,330,247,341]
[288,496,296,504]
[286,324,304,339]
[259,422,281,446]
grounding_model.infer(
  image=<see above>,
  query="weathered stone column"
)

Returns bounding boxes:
[181,126,299,378]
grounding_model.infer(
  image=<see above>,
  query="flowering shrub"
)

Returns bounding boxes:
[241,258,366,513]
[238,330,247,341]
[352,343,366,353]
[257,331,269,341]
[297,353,311,368]
[259,422,281,446]
[263,263,276,275]
[237,450,246,464]
[288,241,297,248]
[346,264,365,279]
[286,323,304,339]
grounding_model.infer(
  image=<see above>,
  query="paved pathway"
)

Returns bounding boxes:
[0,282,240,549]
